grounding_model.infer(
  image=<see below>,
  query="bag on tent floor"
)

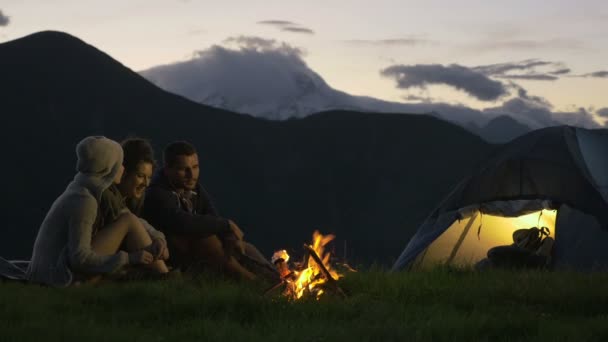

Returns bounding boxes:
[486,227,553,269]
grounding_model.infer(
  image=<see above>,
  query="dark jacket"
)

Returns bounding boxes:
[142,169,231,237]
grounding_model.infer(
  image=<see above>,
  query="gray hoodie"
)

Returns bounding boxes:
[27,136,130,286]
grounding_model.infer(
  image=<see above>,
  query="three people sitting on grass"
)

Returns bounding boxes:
[26,136,275,286]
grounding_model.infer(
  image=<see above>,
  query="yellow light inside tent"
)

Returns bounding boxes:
[416,209,557,269]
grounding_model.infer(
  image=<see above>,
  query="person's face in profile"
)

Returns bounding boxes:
[166,153,200,191]
[119,161,153,199]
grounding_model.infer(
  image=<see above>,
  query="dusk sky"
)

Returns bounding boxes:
[1,0,607,124]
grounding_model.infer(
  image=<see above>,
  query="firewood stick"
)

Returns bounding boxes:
[303,244,348,299]
[300,248,310,270]
[303,244,335,281]
[262,280,286,297]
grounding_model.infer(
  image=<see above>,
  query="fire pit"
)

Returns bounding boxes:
[265,230,348,300]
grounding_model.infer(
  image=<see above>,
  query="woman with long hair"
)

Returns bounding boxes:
[96,138,170,265]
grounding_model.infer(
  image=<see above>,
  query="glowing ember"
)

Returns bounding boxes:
[273,230,343,300]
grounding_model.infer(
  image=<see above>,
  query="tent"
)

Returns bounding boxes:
[392,126,608,271]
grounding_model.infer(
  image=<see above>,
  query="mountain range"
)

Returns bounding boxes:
[140,41,533,143]
[0,31,494,264]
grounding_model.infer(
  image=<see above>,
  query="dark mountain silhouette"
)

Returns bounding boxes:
[477,115,532,143]
[0,31,493,264]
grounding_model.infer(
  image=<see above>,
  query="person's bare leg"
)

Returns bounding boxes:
[92,213,169,273]
[120,214,169,273]
[175,235,255,280]
[243,242,273,267]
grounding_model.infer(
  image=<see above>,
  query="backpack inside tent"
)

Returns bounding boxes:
[392,126,608,271]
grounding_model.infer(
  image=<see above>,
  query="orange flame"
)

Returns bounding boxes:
[279,230,342,300]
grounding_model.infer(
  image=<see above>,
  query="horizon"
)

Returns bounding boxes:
[1,1,607,127]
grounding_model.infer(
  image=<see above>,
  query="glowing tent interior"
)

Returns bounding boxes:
[393,126,608,271]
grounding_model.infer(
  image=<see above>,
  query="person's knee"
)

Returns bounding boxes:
[204,236,226,260]
[117,212,137,225]
[117,212,148,236]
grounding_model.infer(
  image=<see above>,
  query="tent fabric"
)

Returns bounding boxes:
[553,205,608,271]
[393,200,554,270]
[393,211,460,271]
[475,199,554,217]
[575,128,608,203]
[393,126,608,271]
[412,206,557,269]
[438,127,608,225]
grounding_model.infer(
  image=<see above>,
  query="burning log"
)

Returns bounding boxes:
[262,279,287,296]
[303,244,348,299]
[303,244,334,281]
[271,250,293,278]
[264,231,349,300]
[263,250,295,297]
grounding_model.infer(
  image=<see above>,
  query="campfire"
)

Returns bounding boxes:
[266,230,348,300]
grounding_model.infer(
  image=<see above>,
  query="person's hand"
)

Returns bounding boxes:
[226,220,245,255]
[150,238,169,261]
[160,243,170,260]
[128,250,154,265]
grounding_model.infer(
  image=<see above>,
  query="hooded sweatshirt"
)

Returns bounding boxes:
[27,136,130,286]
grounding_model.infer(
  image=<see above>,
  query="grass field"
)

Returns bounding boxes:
[2,269,608,341]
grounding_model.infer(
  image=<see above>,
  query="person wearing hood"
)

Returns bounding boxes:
[27,136,169,287]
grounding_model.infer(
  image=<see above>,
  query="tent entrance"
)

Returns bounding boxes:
[415,209,557,269]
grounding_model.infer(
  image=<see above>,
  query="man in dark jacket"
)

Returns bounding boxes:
[142,141,273,280]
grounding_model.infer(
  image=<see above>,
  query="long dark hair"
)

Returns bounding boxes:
[121,138,156,174]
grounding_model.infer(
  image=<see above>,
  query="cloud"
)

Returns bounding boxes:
[281,27,314,34]
[476,85,599,129]
[583,71,608,78]
[139,36,601,132]
[550,68,571,75]
[222,36,304,55]
[496,74,559,81]
[475,38,585,51]
[482,96,600,130]
[381,68,600,130]
[381,63,509,101]
[597,108,608,117]
[257,20,314,35]
[473,60,554,76]
[484,97,555,128]
[514,86,552,108]
[552,108,600,129]
[473,60,567,81]
[257,20,297,26]
[344,38,434,46]
[0,10,10,26]
[140,36,333,119]
[402,95,434,102]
